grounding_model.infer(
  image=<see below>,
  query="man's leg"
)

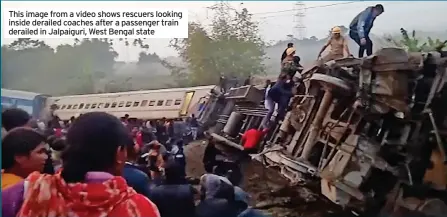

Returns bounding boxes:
[191,127,197,140]
[365,36,373,56]
[275,96,290,122]
[349,30,365,58]
[261,98,275,128]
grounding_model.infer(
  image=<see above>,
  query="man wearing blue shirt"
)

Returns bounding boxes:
[349,4,384,57]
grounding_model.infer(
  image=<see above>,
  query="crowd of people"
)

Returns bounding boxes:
[1,108,266,217]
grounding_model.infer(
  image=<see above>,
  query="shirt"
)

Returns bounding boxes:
[1,172,23,190]
[241,129,268,150]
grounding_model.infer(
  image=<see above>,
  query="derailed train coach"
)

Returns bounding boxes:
[207,48,447,217]
[47,85,218,120]
[1,88,49,119]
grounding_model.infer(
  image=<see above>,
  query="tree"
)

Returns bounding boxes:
[170,3,266,86]
[2,38,120,95]
[138,52,162,65]
[2,39,55,91]
[309,36,318,41]
[386,28,447,52]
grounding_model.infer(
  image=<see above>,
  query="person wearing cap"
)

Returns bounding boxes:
[281,42,294,63]
[317,26,351,63]
[349,4,384,57]
[281,47,300,78]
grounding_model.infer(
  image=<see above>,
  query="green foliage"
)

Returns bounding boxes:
[2,38,152,95]
[2,38,116,95]
[170,3,266,86]
[386,28,447,52]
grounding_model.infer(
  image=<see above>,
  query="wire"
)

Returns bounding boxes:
[253,1,362,19]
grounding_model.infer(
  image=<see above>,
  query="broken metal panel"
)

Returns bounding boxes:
[225,85,265,104]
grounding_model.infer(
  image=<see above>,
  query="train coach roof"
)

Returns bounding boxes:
[51,85,217,99]
[1,88,45,100]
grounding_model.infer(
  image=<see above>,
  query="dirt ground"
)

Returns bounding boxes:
[184,141,354,217]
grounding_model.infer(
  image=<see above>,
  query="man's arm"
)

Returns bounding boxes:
[343,37,351,56]
[318,39,331,58]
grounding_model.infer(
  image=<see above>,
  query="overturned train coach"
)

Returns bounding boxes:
[46,85,218,120]
[207,48,447,217]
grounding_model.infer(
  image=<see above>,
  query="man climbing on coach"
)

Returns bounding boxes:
[349,4,384,57]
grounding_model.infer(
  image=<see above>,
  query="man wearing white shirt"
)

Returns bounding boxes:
[261,80,275,129]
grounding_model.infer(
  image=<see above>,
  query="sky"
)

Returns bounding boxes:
[2,1,447,61]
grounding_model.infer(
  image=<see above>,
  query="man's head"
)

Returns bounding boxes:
[287,43,293,48]
[373,4,384,17]
[265,79,271,86]
[2,108,31,131]
[331,26,342,38]
[286,47,296,57]
[2,127,48,175]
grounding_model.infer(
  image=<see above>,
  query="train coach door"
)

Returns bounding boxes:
[196,97,208,119]
[179,91,195,116]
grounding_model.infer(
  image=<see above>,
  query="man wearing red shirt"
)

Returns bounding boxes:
[241,127,269,153]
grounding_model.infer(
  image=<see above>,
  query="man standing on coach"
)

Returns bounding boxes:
[349,4,384,58]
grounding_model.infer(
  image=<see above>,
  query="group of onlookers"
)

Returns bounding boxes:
[2,107,267,217]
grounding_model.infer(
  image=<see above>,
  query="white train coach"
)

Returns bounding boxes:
[47,85,217,120]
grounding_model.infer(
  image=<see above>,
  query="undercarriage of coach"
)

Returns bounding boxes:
[208,48,447,217]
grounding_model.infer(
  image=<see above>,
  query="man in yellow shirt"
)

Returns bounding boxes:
[317,26,351,63]
[2,128,48,189]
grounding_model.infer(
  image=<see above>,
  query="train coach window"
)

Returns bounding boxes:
[133,101,140,107]
[61,105,66,110]
[125,101,132,107]
[157,100,164,106]
[98,103,104,109]
[165,100,173,106]
[104,103,110,108]
[91,103,97,109]
[141,100,148,107]
[111,102,117,108]
[174,99,182,105]
[149,100,156,106]
[118,101,124,107]
[73,104,78,109]
[67,105,72,109]
[85,104,91,109]
[79,103,84,109]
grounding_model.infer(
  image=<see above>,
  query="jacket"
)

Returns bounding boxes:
[268,80,294,103]
[123,163,152,198]
[349,6,376,39]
